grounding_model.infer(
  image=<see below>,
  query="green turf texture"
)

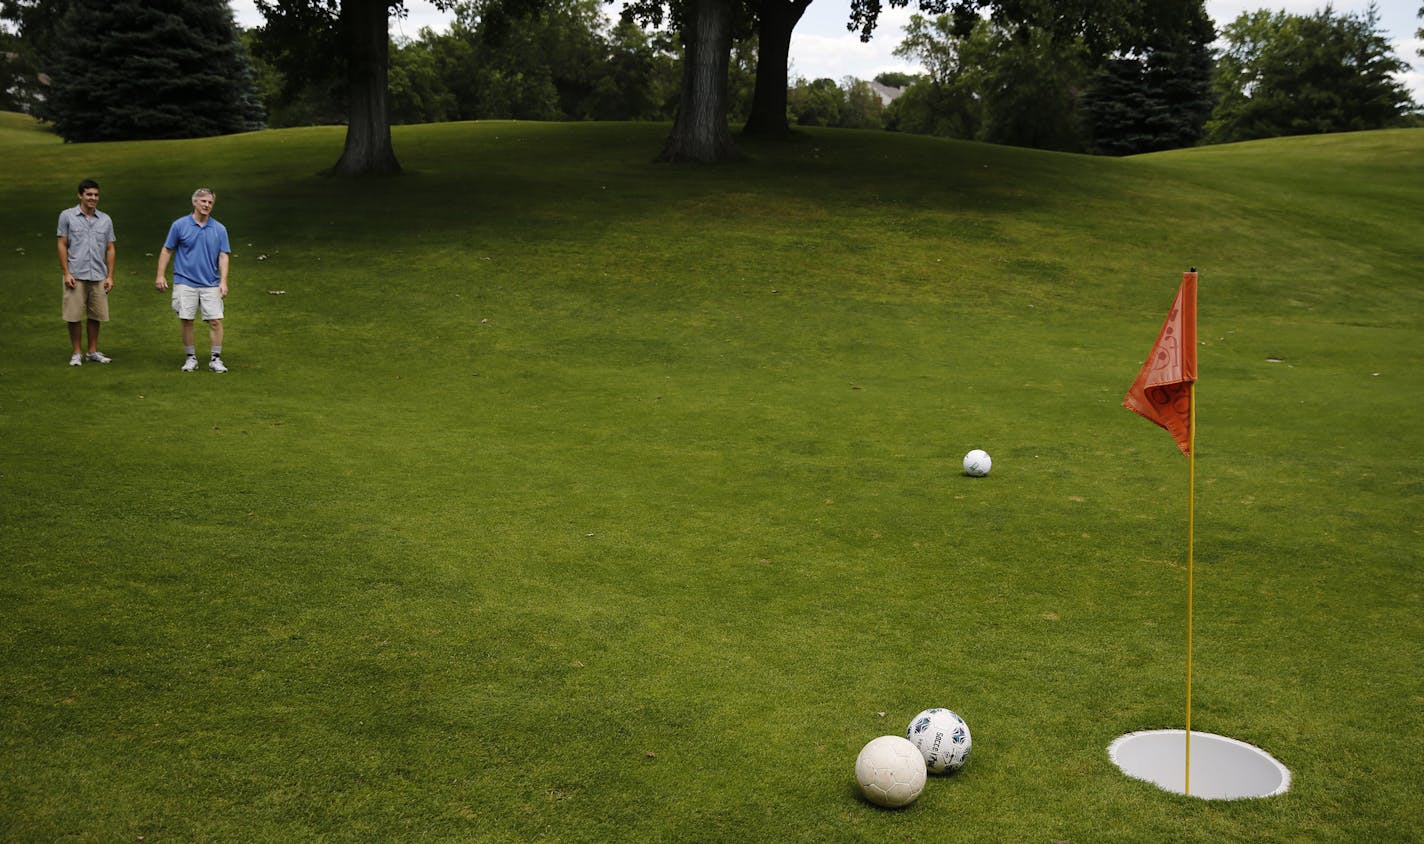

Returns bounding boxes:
[1,112,1421,841]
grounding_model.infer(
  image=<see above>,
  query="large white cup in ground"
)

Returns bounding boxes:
[1109,730,1290,800]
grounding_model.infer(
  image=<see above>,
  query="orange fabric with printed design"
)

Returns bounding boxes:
[1124,271,1197,456]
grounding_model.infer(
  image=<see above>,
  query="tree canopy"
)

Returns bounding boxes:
[7,0,1419,162]
[888,14,1096,151]
[1208,5,1414,144]
[0,0,64,113]
[35,0,263,141]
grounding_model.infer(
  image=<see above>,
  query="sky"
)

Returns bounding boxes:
[229,0,1424,102]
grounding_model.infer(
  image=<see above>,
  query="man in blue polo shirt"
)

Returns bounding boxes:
[155,188,231,372]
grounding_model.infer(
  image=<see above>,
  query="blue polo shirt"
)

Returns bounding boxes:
[164,214,230,288]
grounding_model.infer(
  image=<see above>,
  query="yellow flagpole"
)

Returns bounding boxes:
[1186,381,1197,795]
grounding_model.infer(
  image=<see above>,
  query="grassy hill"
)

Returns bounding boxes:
[1,113,1421,841]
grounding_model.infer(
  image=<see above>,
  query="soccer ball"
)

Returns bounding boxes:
[854,735,927,808]
[963,449,992,477]
[906,708,973,774]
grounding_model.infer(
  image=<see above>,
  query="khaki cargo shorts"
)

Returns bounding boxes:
[62,279,109,323]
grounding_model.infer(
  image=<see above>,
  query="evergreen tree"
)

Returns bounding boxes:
[44,0,263,142]
[1081,2,1215,156]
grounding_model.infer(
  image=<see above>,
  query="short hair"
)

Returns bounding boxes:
[77,179,100,194]
[192,187,216,201]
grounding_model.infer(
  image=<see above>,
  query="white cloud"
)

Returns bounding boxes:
[788,4,920,81]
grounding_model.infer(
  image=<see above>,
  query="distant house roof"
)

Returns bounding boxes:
[868,82,905,106]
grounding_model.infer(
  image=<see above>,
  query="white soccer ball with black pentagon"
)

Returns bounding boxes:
[906,708,972,774]
[854,735,927,808]
[963,449,992,477]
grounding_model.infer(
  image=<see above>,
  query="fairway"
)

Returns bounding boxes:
[1,113,1421,841]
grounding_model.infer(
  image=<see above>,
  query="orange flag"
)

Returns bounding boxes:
[1124,270,1198,455]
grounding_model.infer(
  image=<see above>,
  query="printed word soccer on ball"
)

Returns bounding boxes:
[906,708,972,774]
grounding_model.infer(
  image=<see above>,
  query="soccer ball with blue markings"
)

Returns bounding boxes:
[907,708,972,774]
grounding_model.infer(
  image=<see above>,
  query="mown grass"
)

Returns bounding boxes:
[1,112,1421,842]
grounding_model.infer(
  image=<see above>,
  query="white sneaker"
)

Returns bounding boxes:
[69,353,83,366]
[209,356,228,373]
[181,356,199,372]
[85,351,112,364]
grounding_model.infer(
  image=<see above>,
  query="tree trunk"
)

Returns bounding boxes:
[743,0,812,136]
[333,0,400,176]
[658,0,739,163]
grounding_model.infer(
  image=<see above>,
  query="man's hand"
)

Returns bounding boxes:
[63,273,77,290]
[155,275,168,291]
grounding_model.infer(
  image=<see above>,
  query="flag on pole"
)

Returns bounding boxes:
[1124,270,1198,455]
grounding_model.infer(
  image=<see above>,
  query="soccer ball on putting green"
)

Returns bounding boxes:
[963,449,992,477]
[906,708,972,774]
[854,735,927,808]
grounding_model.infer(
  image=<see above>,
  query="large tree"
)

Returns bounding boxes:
[257,0,578,174]
[444,0,610,120]
[866,0,1176,149]
[1081,45,1214,155]
[662,0,740,160]
[886,12,991,138]
[38,0,262,141]
[256,0,415,175]
[0,0,66,114]
[335,0,400,173]
[1080,0,1215,155]
[977,24,1090,150]
[387,0,675,124]
[741,0,812,136]
[1207,5,1413,143]
[0,26,37,113]
[885,0,1223,153]
[890,15,1090,150]
[624,0,749,162]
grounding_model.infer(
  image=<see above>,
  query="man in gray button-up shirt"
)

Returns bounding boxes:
[57,178,117,366]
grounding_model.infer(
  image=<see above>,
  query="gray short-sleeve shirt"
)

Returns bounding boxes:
[57,205,116,281]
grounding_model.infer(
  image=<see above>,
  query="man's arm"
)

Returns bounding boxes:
[56,235,76,289]
[155,246,173,291]
[103,241,116,292]
[218,251,229,298]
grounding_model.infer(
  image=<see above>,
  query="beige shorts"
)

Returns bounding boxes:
[62,279,109,323]
[172,285,224,321]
